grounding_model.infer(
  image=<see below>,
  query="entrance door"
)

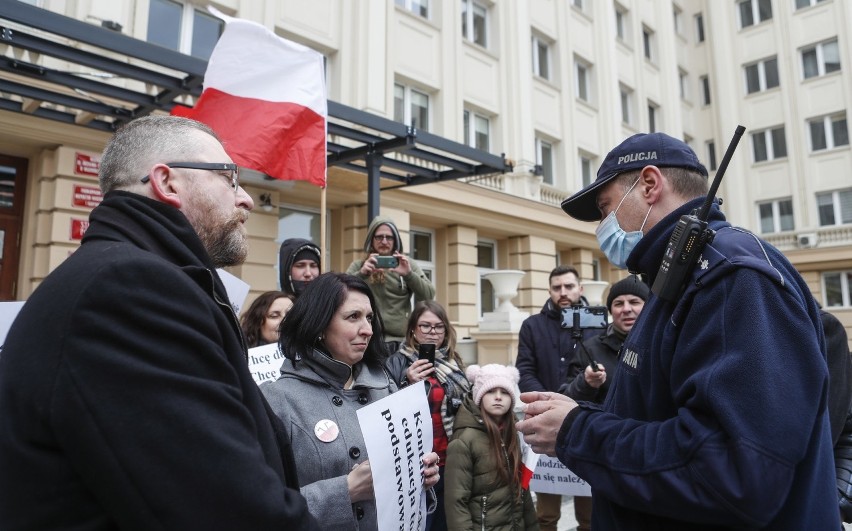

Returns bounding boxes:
[0,156,28,300]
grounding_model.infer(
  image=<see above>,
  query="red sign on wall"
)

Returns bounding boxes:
[72,185,103,208]
[74,152,100,176]
[70,218,90,241]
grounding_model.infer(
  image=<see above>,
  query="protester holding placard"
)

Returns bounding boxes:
[445,364,539,531]
[262,272,441,530]
[240,290,294,348]
[385,300,471,531]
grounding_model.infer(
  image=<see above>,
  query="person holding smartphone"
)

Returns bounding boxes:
[346,216,435,346]
[385,301,471,531]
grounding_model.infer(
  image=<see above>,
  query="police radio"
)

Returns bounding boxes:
[651,125,745,302]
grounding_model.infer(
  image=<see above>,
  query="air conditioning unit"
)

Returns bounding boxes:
[797,233,819,248]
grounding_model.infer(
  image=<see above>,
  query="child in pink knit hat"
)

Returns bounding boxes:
[444,364,539,530]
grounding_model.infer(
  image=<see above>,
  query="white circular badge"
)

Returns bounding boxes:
[314,419,339,443]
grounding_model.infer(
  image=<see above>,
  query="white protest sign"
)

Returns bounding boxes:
[356,381,433,531]
[247,343,284,385]
[216,268,250,316]
[0,301,25,347]
[528,455,592,496]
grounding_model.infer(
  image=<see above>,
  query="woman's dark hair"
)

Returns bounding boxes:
[280,272,387,363]
[404,300,462,367]
[240,290,292,348]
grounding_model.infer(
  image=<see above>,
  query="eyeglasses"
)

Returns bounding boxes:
[141,162,240,191]
[373,234,395,242]
[417,323,446,334]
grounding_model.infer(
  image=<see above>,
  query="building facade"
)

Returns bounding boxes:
[0,0,850,352]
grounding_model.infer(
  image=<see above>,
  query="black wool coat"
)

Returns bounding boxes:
[0,192,317,531]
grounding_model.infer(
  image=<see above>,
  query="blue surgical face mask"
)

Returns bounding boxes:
[595,178,653,269]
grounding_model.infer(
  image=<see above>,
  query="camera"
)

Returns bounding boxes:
[561,305,608,330]
[375,256,399,269]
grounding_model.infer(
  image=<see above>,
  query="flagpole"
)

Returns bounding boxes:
[320,185,327,272]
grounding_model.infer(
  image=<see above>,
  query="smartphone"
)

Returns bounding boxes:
[418,343,436,364]
[375,256,399,269]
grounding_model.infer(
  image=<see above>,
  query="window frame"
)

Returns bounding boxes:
[615,4,629,42]
[409,227,435,283]
[532,34,552,81]
[642,26,656,63]
[574,56,593,103]
[757,197,795,234]
[808,113,849,152]
[395,0,430,19]
[751,126,788,163]
[695,13,705,43]
[147,0,224,60]
[700,75,711,105]
[706,140,717,171]
[463,108,491,151]
[578,151,595,188]
[619,84,633,125]
[536,136,555,185]
[744,56,780,94]
[822,271,852,308]
[796,0,828,10]
[817,188,852,226]
[461,0,488,48]
[801,39,841,80]
[394,83,431,132]
[476,239,498,317]
[738,0,773,29]
[647,101,659,133]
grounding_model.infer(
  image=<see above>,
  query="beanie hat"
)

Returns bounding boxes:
[293,247,320,264]
[466,364,519,407]
[606,275,650,311]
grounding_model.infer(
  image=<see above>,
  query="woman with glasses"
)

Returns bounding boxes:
[385,300,471,531]
[346,216,435,348]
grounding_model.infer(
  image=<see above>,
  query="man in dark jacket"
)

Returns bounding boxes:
[279,237,321,298]
[0,116,318,530]
[564,274,648,402]
[515,265,596,531]
[518,132,840,530]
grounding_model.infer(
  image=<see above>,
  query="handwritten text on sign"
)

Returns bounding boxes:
[528,455,591,496]
[357,381,433,531]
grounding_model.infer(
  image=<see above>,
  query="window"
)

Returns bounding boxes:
[802,39,841,79]
[532,35,551,80]
[809,113,849,152]
[642,26,656,62]
[394,83,430,131]
[463,109,491,151]
[796,0,828,9]
[620,85,633,125]
[579,152,595,187]
[409,229,434,284]
[575,57,592,103]
[396,0,430,19]
[817,189,852,226]
[572,0,584,10]
[477,240,497,315]
[738,0,772,28]
[648,101,659,133]
[147,0,223,60]
[752,126,787,162]
[744,57,779,94]
[823,271,852,307]
[536,137,554,185]
[758,198,794,233]
[461,0,488,47]
[706,141,717,171]
[276,206,321,282]
[615,5,628,41]
[695,13,705,43]
[679,69,689,100]
[700,75,711,105]
[673,6,683,36]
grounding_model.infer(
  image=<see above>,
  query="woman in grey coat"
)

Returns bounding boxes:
[262,272,440,530]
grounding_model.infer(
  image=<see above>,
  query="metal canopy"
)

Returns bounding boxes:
[0,2,510,220]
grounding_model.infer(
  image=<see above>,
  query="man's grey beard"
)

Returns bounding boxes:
[196,211,249,268]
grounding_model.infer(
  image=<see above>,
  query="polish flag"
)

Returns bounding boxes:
[519,432,539,489]
[172,17,326,187]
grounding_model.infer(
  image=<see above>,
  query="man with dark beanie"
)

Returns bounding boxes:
[563,274,649,402]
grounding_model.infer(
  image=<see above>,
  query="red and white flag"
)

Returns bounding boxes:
[173,17,327,187]
[519,432,539,490]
